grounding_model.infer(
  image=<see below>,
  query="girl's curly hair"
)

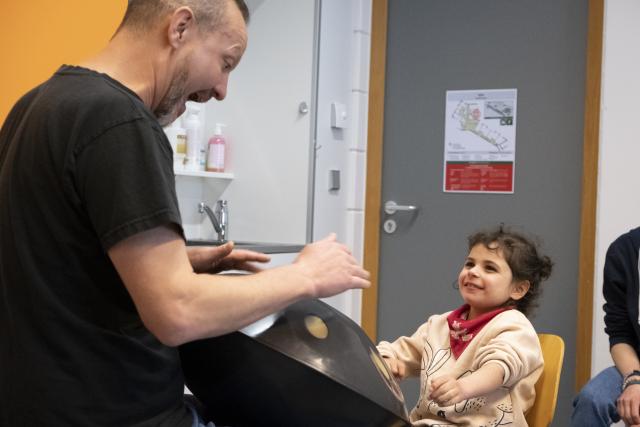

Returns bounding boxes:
[468,225,553,317]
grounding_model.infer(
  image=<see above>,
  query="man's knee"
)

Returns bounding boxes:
[575,382,606,408]
[574,376,618,415]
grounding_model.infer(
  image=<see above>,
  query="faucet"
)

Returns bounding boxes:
[198,200,228,242]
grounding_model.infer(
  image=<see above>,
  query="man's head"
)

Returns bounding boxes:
[117,0,250,125]
[118,0,249,35]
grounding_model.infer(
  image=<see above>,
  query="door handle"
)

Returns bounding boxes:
[384,200,418,215]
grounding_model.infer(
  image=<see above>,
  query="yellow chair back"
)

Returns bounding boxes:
[525,333,565,427]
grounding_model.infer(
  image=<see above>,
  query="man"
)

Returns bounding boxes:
[572,227,640,426]
[0,1,370,426]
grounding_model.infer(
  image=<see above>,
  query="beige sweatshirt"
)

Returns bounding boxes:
[377,309,543,426]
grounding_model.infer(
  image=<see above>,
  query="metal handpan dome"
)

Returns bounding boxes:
[180,298,410,427]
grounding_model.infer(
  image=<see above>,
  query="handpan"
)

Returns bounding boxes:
[179,298,410,427]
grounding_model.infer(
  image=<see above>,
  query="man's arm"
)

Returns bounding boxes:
[603,232,640,426]
[108,226,370,346]
[612,342,640,380]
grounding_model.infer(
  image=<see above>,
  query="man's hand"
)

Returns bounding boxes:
[381,356,407,380]
[429,374,469,406]
[618,382,640,426]
[187,241,271,274]
[293,233,370,297]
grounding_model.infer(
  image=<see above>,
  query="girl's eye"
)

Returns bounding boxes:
[464,261,474,268]
[485,265,497,272]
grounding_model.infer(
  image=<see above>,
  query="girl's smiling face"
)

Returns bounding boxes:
[457,243,529,319]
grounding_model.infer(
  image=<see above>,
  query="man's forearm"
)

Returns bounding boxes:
[109,226,369,346]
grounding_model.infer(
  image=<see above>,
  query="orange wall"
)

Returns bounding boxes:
[1,1,127,125]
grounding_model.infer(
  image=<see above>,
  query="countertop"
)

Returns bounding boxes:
[186,239,304,254]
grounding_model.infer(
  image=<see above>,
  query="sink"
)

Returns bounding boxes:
[186,239,304,254]
[186,239,259,247]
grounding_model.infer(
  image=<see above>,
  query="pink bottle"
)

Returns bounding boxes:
[206,123,226,172]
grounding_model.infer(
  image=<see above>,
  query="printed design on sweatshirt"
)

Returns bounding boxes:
[414,345,516,426]
[476,403,514,426]
[416,340,451,410]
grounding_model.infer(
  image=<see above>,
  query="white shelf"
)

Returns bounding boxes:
[175,170,234,180]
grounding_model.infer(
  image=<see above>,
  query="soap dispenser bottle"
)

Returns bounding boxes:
[163,117,187,171]
[206,123,227,172]
[184,104,204,171]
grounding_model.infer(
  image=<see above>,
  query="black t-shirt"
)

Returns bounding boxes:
[0,66,192,426]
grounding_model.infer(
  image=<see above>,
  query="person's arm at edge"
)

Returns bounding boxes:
[612,342,640,380]
[108,226,370,346]
[613,343,640,425]
[603,233,640,425]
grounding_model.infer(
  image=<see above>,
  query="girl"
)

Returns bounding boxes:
[378,226,553,426]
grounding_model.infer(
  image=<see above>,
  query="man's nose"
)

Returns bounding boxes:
[213,76,229,101]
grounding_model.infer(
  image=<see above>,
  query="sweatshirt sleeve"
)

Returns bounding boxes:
[377,316,435,378]
[603,234,640,350]
[474,312,543,387]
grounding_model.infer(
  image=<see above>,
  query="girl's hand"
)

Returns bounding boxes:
[429,374,469,406]
[381,356,407,380]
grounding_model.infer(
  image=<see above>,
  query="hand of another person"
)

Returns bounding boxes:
[187,241,271,274]
[293,233,370,297]
[381,356,407,380]
[617,382,640,426]
[429,374,469,406]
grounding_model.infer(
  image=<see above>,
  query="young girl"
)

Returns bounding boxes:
[378,226,553,426]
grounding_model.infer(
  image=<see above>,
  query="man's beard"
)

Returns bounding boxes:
[154,66,189,127]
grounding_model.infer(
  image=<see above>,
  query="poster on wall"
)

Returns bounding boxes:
[443,89,517,193]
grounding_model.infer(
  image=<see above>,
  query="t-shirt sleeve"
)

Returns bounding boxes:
[74,118,184,250]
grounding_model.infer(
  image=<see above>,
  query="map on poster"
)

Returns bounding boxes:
[443,89,517,193]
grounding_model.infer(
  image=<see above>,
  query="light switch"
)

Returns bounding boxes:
[329,169,340,191]
[331,102,348,129]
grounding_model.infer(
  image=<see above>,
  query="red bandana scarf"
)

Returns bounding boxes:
[446,304,512,359]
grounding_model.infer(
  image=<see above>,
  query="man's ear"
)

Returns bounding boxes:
[510,280,531,301]
[167,7,196,48]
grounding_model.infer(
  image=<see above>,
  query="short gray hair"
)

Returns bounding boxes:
[118,0,249,34]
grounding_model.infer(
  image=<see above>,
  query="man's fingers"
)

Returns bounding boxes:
[352,265,371,280]
[319,233,337,242]
[213,241,234,256]
[350,276,371,289]
[229,249,271,263]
